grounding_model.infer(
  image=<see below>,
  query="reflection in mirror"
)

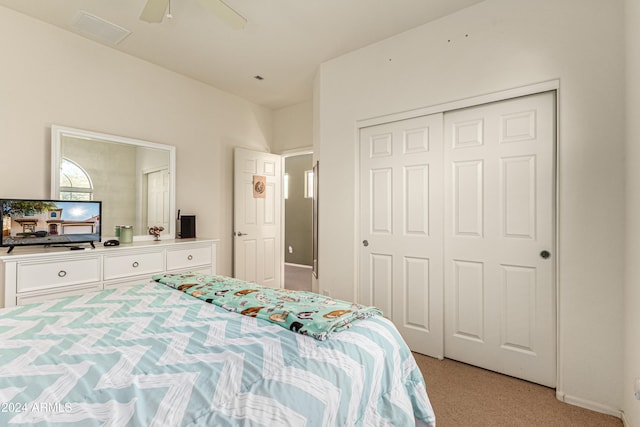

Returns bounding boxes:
[51,126,176,240]
[60,159,93,199]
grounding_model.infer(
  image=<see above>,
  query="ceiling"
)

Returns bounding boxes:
[0,0,485,109]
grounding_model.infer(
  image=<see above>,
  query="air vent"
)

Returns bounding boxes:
[71,11,131,45]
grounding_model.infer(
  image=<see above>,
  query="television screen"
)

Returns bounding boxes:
[1,199,101,251]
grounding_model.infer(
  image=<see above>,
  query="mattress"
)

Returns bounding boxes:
[0,279,436,426]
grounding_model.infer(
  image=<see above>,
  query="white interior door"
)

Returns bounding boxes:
[234,148,282,288]
[443,91,556,387]
[359,114,444,358]
[146,168,169,232]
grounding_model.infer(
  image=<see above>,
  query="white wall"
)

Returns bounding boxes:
[624,0,640,424]
[316,0,625,415]
[272,101,313,153]
[0,6,273,276]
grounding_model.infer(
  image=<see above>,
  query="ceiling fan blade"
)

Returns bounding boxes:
[196,0,247,29]
[140,0,170,23]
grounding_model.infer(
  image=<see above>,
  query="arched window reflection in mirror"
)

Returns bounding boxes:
[60,158,93,201]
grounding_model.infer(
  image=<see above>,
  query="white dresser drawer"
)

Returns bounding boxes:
[166,245,213,271]
[103,250,164,280]
[17,283,102,305]
[17,258,100,292]
[104,275,156,290]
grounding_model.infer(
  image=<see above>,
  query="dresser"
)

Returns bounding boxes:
[0,238,217,308]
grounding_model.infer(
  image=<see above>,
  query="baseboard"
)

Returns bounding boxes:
[556,390,623,419]
[284,263,312,269]
[621,411,629,427]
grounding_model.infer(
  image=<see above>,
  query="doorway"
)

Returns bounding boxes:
[283,152,313,292]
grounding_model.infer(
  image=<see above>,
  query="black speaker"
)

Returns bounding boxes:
[178,215,196,239]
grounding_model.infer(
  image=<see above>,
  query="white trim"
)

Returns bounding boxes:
[357,80,560,129]
[554,83,564,404]
[555,391,623,419]
[51,124,176,153]
[279,147,313,157]
[621,411,630,427]
[353,124,362,303]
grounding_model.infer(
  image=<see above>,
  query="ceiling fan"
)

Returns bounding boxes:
[139,0,247,29]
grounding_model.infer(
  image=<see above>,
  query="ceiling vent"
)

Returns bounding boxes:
[71,11,131,45]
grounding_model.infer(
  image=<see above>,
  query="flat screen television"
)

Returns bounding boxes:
[1,198,101,252]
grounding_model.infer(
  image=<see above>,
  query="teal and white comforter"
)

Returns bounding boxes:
[153,272,383,341]
[0,281,436,426]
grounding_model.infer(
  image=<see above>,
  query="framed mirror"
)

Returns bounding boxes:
[51,125,176,241]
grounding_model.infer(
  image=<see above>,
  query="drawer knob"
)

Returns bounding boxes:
[187,255,193,261]
[58,270,67,278]
[132,261,139,268]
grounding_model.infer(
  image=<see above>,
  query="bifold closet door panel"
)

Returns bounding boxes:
[443,91,556,387]
[359,113,444,359]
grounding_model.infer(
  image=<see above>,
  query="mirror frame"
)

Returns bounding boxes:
[51,125,176,241]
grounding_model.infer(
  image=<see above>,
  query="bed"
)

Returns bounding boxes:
[0,273,436,426]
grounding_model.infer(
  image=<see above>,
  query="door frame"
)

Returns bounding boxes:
[353,80,560,378]
[280,147,316,293]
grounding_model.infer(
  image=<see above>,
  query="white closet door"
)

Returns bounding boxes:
[443,91,556,387]
[359,114,444,358]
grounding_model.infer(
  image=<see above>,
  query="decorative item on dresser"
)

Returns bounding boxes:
[0,238,217,308]
[148,225,165,240]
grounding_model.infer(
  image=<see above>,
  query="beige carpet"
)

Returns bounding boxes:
[413,353,623,427]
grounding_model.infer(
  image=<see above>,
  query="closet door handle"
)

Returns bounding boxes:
[362,240,369,247]
[540,250,551,259]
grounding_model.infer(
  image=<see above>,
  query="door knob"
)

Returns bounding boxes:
[540,250,550,259]
[362,240,369,247]
[236,232,247,237]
